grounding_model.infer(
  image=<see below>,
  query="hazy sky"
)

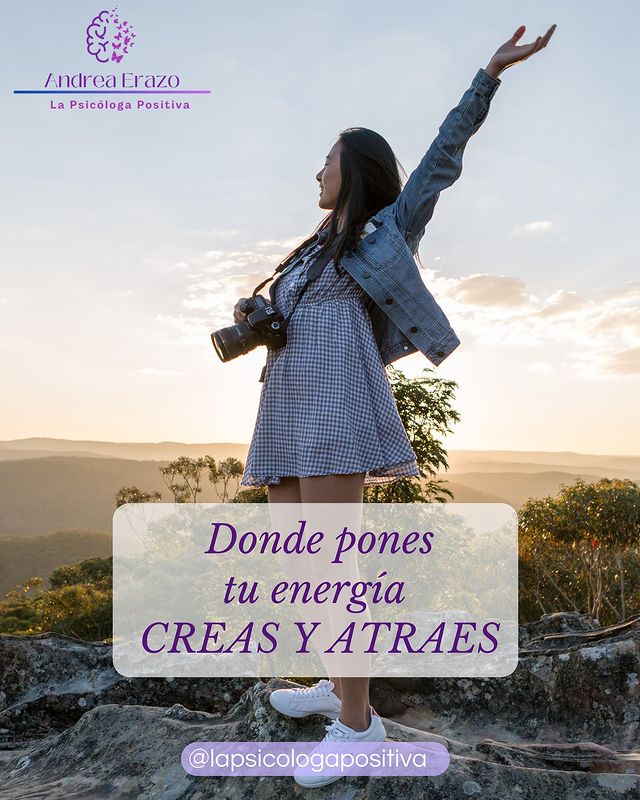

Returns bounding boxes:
[1,1,638,454]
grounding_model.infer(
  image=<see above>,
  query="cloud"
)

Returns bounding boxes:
[589,307,640,337]
[150,233,640,383]
[602,347,640,376]
[150,241,291,344]
[227,270,278,299]
[447,273,531,307]
[435,268,640,379]
[255,236,302,249]
[510,220,553,236]
[204,249,226,260]
[153,313,211,344]
[532,289,589,318]
[601,280,640,305]
[204,248,281,269]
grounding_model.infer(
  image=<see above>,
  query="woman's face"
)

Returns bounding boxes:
[316,140,342,210]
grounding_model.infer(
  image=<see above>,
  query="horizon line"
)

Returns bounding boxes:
[0,437,638,459]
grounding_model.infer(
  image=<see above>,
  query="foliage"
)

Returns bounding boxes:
[230,486,268,503]
[0,577,42,635]
[208,457,244,502]
[363,365,460,503]
[0,529,111,598]
[114,366,460,507]
[0,556,112,640]
[116,486,161,507]
[519,478,640,623]
[117,456,246,506]
[159,456,212,503]
[49,556,113,589]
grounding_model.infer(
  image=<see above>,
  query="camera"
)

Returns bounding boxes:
[211,295,287,362]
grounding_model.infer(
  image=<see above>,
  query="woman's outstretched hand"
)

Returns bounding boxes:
[486,24,556,78]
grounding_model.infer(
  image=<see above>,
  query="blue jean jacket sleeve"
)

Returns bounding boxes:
[391,67,502,242]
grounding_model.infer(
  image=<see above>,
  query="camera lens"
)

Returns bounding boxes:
[211,321,260,362]
[210,296,287,363]
[211,330,230,361]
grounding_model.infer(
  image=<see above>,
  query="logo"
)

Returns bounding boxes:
[86,5,136,64]
[13,5,210,113]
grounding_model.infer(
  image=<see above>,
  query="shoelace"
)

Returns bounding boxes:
[292,680,333,699]
[323,719,353,742]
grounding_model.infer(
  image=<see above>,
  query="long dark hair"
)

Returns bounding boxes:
[278,127,419,275]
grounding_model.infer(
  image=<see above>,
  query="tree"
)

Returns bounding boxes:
[114,365,461,511]
[364,365,460,503]
[231,485,268,503]
[35,582,112,641]
[0,557,114,640]
[0,577,43,634]
[160,456,208,502]
[115,486,162,507]
[49,557,113,589]
[208,457,244,502]
[519,477,640,623]
[115,455,247,508]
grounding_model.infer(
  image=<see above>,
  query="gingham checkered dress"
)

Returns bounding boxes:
[239,227,420,487]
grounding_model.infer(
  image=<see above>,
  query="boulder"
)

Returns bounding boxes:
[0,679,638,799]
[0,631,254,740]
[371,613,640,750]
[0,613,639,798]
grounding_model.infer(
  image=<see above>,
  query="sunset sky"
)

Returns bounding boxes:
[1,1,638,455]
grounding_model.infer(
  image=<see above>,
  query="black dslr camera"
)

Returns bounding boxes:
[211,295,287,362]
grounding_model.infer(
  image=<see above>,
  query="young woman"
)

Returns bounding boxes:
[235,23,556,788]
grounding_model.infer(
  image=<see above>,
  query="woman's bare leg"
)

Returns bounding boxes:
[298,473,370,732]
[268,478,337,684]
[268,477,301,504]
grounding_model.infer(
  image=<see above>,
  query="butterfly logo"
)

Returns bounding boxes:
[86,5,136,63]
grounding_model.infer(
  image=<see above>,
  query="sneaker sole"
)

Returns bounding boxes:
[293,731,386,788]
[269,694,340,719]
[294,774,343,788]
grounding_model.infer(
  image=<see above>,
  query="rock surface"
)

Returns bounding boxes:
[371,612,640,750]
[0,631,254,740]
[0,612,638,798]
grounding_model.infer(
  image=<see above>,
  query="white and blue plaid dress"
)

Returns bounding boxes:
[239,226,420,487]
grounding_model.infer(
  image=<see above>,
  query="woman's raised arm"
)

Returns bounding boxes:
[390,24,557,247]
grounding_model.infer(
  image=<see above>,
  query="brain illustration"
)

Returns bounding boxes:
[86,6,136,64]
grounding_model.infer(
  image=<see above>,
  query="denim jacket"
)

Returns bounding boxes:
[258,67,501,382]
[340,66,502,367]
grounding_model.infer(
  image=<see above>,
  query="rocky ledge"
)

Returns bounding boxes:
[0,612,638,799]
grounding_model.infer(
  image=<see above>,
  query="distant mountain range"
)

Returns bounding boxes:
[0,438,248,463]
[0,438,637,537]
[1,437,638,474]
[0,438,637,597]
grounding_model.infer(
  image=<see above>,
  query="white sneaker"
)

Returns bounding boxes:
[269,679,341,720]
[293,707,386,788]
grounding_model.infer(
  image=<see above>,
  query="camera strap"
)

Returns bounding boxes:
[275,240,338,328]
[254,219,378,381]
[256,236,338,383]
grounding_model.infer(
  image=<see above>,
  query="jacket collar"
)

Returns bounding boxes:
[316,211,385,242]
